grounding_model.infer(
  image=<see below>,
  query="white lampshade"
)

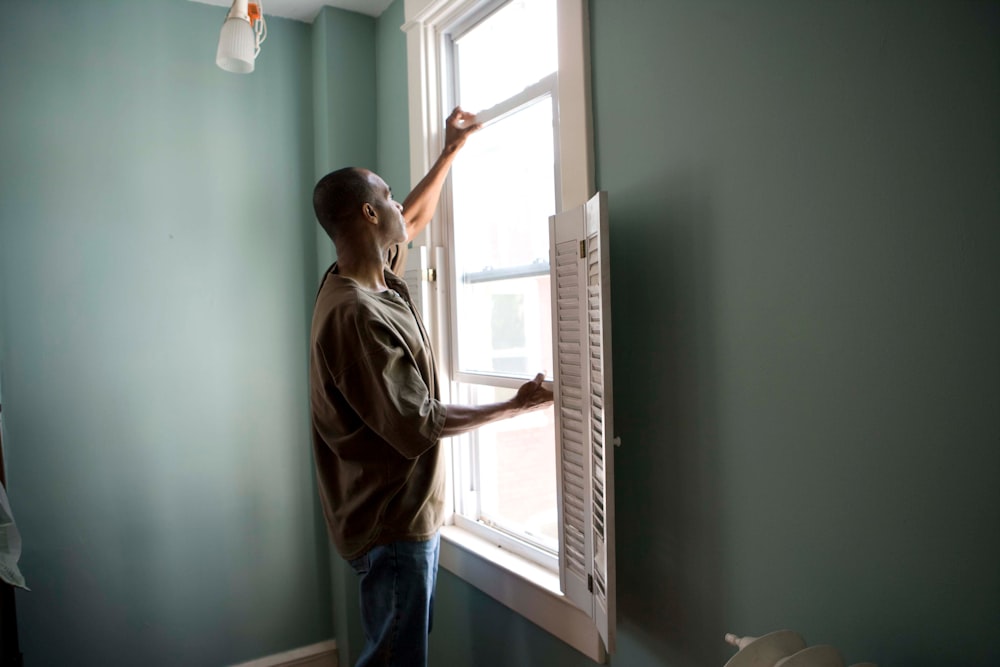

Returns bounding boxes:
[216,15,255,73]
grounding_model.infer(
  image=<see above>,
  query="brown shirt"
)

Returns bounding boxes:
[310,262,447,560]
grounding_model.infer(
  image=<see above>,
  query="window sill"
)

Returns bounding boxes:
[439,525,606,663]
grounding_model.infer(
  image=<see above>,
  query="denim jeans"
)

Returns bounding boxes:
[348,533,441,667]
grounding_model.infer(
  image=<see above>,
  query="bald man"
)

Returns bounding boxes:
[309,108,552,667]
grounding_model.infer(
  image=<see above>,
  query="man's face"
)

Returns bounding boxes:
[365,171,406,246]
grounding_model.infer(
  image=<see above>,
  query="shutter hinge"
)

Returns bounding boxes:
[426,268,437,283]
[587,574,593,593]
[579,240,586,258]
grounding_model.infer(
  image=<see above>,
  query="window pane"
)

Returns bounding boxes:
[454,0,558,113]
[463,384,558,551]
[452,97,555,377]
[454,274,552,377]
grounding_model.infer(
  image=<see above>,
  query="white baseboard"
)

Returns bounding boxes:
[229,639,338,667]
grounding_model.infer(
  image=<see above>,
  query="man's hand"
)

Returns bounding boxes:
[443,106,482,155]
[512,373,553,412]
[400,107,483,243]
[441,373,553,438]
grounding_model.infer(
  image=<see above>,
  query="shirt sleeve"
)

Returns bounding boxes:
[328,313,446,460]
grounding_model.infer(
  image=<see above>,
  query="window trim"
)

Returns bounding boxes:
[401,0,604,662]
[453,72,559,133]
[451,514,558,570]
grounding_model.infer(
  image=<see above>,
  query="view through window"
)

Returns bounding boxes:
[448,0,560,560]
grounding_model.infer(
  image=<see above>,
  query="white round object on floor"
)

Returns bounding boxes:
[774,645,845,667]
[723,630,808,667]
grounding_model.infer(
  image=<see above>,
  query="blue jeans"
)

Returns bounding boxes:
[348,533,441,667]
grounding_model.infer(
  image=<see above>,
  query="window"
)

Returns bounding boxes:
[448,0,559,571]
[402,0,615,661]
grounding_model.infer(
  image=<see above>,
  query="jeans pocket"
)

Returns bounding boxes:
[348,551,370,575]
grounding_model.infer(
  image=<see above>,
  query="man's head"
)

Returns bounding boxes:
[313,167,405,251]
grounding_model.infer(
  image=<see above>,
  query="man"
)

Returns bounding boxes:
[309,107,553,667]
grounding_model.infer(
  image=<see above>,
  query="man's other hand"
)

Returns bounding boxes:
[513,373,554,412]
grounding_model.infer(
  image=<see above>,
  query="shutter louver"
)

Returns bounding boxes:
[551,192,615,655]
[552,219,591,609]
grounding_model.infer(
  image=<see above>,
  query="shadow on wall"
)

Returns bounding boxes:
[424,167,730,667]
[611,166,728,666]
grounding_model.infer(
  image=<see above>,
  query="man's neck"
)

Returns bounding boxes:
[334,248,389,292]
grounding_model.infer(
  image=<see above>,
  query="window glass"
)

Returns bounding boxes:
[454,273,552,377]
[454,0,558,113]
[452,97,555,378]
[459,383,558,550]
[447,0,559,567]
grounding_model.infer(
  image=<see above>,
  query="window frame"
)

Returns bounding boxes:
[401,0,607,661]
[443,7,561,562]
[445,87,558,389]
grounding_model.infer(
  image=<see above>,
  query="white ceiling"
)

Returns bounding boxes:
[189,0,395,22]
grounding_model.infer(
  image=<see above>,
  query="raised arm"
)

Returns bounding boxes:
[401,107,482,242]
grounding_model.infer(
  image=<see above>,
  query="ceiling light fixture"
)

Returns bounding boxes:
[216,0,267,74]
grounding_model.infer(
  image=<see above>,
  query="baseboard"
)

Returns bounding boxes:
[228,639,338,667]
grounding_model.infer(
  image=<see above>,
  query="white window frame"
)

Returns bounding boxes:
[401,0,610,662]
[443,5,560,571]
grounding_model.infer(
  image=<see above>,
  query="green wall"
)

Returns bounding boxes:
[419,1,1000,666]
[312,6,378,276]
[375,0,411,195]
[2,1,996,666]
[0,1,329,665]
[595,1,998,664]
[310,0,407,279]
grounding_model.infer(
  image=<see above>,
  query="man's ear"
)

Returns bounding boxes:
[362,203,377,222]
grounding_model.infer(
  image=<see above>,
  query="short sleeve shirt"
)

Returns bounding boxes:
[310,263,447,560]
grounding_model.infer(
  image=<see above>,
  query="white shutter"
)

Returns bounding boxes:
[551,202,591,612]
[550,191,616,655]
[585,191,615,654]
